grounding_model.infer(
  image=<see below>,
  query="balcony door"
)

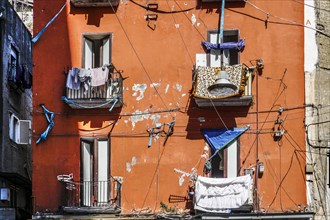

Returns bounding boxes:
[81,138,110,206]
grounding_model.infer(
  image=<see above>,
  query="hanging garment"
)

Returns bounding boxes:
[194,175,253,213]
[15,64,23,85]
[78,68,91,92]
[22,65,32,89]
[90,66,109,87]
[66,68,80,90]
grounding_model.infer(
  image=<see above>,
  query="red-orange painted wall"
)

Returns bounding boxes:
[32,0,306,214]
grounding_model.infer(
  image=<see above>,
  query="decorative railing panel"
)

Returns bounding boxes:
[192,64,254,107]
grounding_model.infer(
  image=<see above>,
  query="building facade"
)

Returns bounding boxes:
[304,0,330,219]
[0,1,33,219]
[32,0,314,219]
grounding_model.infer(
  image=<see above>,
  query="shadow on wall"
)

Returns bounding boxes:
[185,93,250,140]
[196,0,246,11]
[69,3,119,27]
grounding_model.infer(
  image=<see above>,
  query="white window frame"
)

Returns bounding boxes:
[8,46,18,82]
[82,33,112,69]
[210,139,239,178]
[81,138,110,206]
[207,29,240,67]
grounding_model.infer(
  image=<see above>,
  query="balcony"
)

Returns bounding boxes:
[63,66,123,110]
[59,178,122,214]
[192,64,254,107]
[70,0,119,7]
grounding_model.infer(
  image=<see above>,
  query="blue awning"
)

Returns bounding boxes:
[202,127,249,151]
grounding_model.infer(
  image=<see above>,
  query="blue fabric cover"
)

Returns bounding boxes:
[202,127,248,151]
[201,39,245,52]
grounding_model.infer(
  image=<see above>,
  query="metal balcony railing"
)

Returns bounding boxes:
[63,70,123,110]
[61,178,122,214]
[70,0,120,7]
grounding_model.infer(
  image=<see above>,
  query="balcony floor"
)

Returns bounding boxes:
[194,96,253,107]
[62,206,121,214]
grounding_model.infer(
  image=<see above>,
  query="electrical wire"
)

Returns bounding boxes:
[172,0,206,41]
[106,0,174,119]
[305,120,330,148]
[165,0,194,65]
[257,138,299,207]
[291,0,330,12]
[243,0,330,38]
[267,150,296,211]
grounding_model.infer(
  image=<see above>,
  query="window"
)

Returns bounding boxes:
[207,29,240,67]
[81,138,110,206]
[9,113,19,143]
[8,46,18,82]
[210,140,239,178]
[82,33,112,69]
[9,113,31,144]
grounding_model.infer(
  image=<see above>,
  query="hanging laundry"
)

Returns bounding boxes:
[194,175,253,213]
[201,39,245,52]
[78,68,91,93]
[22,65,32,89]
[15,64,23,85]
[90,66,109,87]
[66,67,80,90]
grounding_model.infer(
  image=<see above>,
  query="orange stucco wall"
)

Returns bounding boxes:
[32,0,306,214]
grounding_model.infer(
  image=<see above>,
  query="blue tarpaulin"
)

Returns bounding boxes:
[202,127,249,151]
[201,39,245,52]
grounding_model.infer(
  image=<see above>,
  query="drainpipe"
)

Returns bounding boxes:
[220,0,225,68]
[255,68,260,211]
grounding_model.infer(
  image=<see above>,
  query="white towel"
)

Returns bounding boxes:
[91,67,109,87]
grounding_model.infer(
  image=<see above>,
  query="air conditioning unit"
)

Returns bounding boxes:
[10,114,31,145]
[0,188,10,201]
[18,120,32,144]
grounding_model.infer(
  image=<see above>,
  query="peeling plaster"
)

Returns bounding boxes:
[131,156,137,166]
[126,162,131,172]
[174,83,182,92]
[182,93,186,97]
[165,84,170,93]
[191,14,197,26]
[150,83,160,88]
[197,23,200,26]
[175,24,180,29]
[131,110,150,129]
[132,84,147,101]
[150,114,161,125]
[179,175,185,186]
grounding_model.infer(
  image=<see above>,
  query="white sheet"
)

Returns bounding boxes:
[194,175,252,213]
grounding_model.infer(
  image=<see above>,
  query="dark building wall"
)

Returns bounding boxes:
[0,0,32,177]
[0,0,32,219]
